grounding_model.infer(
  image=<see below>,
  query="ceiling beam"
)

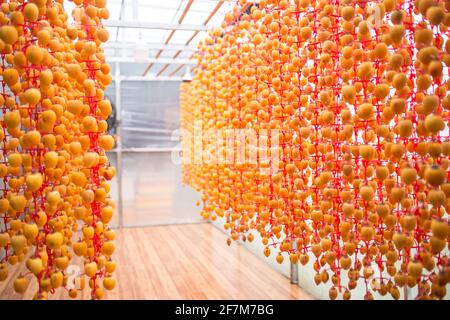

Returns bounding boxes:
[169,1,225,78]
[204,0,225,25]
[185,0,225,46]
[156,64,170,77]
[187,1,252,60]
[178,0,195,23]
[168,64,185,77]
[159,0,195,49]
[186,0,225,46]
[104,20,208,31]
[143,0,196,77]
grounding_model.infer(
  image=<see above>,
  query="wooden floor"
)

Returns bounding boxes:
[0,223,312,300]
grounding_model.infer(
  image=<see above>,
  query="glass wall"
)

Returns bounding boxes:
[107,80,201,228]
[121,81,181,149]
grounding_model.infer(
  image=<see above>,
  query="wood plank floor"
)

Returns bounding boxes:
[0,223,313,300]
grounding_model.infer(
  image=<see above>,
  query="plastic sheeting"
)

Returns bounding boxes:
[103,80,200,228]
[120,81,181,148]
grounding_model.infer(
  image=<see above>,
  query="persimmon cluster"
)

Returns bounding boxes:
[0,0,115,300]
[181,0,450,299]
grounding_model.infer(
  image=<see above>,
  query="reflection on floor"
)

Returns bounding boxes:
[0,223,313,300]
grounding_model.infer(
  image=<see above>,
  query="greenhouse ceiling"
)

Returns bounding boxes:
[66,0,238,80]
